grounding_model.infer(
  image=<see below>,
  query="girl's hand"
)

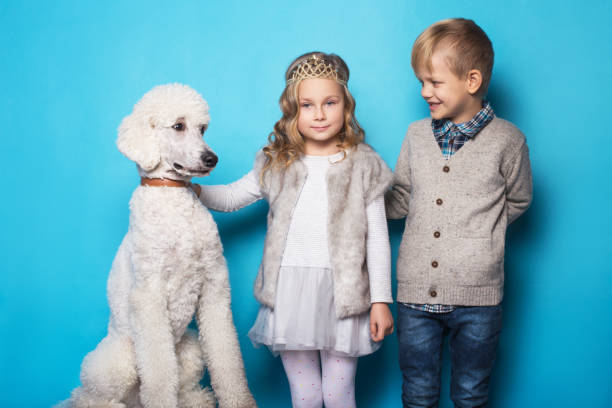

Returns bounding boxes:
[370,302,394,342]
[189,182,202,197]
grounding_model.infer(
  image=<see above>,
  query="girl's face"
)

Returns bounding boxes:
[297,78,345,155]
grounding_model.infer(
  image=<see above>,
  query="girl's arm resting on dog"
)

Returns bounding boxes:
[196,170,263,212]
[366,196,393,304]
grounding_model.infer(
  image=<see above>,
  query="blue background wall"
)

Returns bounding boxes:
[1,1,610,407]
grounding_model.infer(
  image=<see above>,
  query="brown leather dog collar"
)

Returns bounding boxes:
[140,177,188,188]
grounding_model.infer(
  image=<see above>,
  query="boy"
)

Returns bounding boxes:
[385,18,532,408]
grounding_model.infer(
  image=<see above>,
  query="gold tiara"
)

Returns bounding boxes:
[287,54,346,85]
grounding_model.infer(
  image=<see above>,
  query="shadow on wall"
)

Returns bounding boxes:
[214,200,269,242]
[487,67,544,403]
[487,72,516,119]
[489,176,544,405]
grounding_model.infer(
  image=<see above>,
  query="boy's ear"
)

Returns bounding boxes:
[466,69,483,95]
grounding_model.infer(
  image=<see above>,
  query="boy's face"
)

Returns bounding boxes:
[415,50,479,124]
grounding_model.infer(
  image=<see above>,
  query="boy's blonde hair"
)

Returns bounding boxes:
[262,51,364,176]
[412,18,494,96]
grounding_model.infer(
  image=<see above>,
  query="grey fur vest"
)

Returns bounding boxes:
[252,143,393,318]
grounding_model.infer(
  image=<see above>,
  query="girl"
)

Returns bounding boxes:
[193,51,394,408]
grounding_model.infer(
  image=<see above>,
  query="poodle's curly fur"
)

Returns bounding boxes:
[60,84,257,408]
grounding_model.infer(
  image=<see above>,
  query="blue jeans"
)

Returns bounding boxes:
[397,303,502,408]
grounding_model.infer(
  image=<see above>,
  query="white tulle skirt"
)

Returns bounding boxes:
[248,266,380,357]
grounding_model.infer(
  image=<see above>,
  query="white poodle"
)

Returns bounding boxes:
[61,84,257,408]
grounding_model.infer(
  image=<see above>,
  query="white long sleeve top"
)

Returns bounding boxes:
[199,154,393,304]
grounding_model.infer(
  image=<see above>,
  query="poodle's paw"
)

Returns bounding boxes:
[178,385,216,408]
[218,393,258,408]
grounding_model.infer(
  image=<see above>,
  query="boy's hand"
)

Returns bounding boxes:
[370,302,394,342]
[189,182,202,197]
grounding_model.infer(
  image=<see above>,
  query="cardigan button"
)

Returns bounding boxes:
[431,261,438,268]
[430,290,438,297]
[436,198,443,205]
[443,165,450,173]
[434,231,441,238]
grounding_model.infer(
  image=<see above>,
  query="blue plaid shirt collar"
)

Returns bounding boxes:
[432,101,495,140]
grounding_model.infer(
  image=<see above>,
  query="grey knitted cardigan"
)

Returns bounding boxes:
[385,117,532,306]
[254,143,393,318]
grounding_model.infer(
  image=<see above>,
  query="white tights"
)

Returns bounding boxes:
[280,350,358,408]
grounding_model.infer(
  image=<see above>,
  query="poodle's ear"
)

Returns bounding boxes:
[116,111,161,171]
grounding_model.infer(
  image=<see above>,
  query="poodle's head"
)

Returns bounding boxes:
[117,83,217,181]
